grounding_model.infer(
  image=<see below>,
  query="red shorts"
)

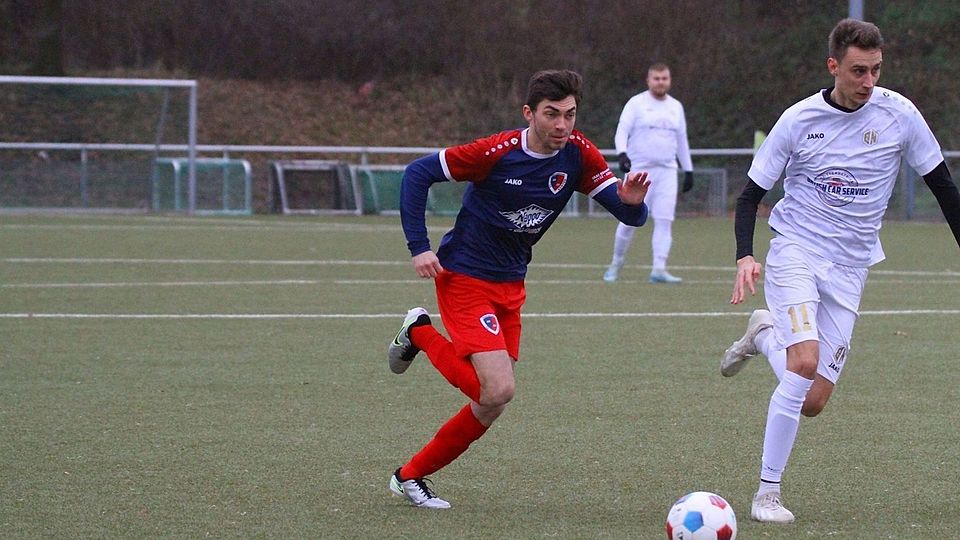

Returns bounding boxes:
[435,270,525,360]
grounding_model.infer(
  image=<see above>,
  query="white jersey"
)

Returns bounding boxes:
[615,91,693,171]
[749,87,943,267]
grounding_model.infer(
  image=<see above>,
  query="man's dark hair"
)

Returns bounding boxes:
[648,62,670,73]
[829,18,884,61]
[525,70,582,111]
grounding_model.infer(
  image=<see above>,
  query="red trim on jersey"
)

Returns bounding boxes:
[568,131,615,194]
[440,129,614,190]
[442,130,524,182]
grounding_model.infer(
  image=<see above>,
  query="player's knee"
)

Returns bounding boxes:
[481,379,515,407]
[472,402,506,426]
[790,357,819,379]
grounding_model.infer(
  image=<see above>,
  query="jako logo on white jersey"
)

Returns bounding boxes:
[805,168,870,207]
[499,204,554,232]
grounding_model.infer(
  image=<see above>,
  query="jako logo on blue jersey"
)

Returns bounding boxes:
[499,204,554,231]
[548,171,568,194]
[480,314,500,335]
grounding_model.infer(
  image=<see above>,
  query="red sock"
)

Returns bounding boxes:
[410,325,482,403]
[400,404,488,479]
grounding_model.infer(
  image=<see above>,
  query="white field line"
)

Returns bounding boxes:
[0,279,328,289]
[0,310,958,320]
[0,223,415,233]
[4,277,960,289]
[0,220,447,234]
[2,257,959,277]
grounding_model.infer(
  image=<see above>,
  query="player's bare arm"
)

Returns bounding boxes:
[411,250,443,278]
[617,170,651,205]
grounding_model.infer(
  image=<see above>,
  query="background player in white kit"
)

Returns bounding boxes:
[722,18,960,523]
[603,63,694,283]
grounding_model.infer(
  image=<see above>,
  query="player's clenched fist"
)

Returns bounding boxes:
[412,250,443,278]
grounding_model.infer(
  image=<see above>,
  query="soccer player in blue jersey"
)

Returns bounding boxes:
[385,69,653,508]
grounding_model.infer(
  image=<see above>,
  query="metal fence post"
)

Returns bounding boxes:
[80,147,89,207]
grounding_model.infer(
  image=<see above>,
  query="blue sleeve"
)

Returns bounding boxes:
[592,183,649,226]
[400,153,449,256]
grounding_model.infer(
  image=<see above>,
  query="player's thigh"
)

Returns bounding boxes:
[814,265,867,384]
[435,271,521,359]
[493,280,525,361]
[470,350,516,394]
[646,167,679,220]
[764,236,821,349]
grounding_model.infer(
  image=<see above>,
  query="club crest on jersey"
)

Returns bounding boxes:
[499,204,554,231]
[479,314,500,335]
[863,129,879,146]
[548,171,568,194]
[805,168,869,207]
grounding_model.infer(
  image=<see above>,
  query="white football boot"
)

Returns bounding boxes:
[720,309,774,377]
[389,469,450,509]
[387,307,430,374]
[649,270,683,283]
[751,491,795,523]
[603,262,622,282]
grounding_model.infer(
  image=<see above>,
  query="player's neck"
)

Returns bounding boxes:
[823,87,862,113]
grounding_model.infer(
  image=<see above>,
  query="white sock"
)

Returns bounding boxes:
[755,328,786,381]
[611,222,637,266]
[757,480,781,496]
[651,218,673,271]
[760,370,814,484]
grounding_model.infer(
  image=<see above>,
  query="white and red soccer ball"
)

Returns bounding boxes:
[665,491,737,540]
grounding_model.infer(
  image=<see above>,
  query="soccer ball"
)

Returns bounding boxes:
[665,491,737,540]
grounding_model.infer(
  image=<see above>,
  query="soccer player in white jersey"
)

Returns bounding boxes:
[721,18,960,523]
[603,63,695,283]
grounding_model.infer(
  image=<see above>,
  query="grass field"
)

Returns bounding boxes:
[1,213,958,539]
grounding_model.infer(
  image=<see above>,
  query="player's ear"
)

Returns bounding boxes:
[826,57,839,77]
[522,104,534,122]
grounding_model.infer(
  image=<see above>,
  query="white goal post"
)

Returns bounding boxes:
[0,75,199,213]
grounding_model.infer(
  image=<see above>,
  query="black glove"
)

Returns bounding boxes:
[617,153,631,174]
[682,171,694,193]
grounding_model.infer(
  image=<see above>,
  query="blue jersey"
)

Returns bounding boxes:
[401,128,647,281]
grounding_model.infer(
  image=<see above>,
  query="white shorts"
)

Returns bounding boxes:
[763,235,868,384]
[632,165,678,221]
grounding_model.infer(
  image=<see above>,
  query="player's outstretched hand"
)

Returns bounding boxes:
[730,255,762,304]
[617,171,651,206]
[412,250,443,279]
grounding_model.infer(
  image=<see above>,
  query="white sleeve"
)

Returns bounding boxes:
[901,101,944,176]
[748,109,794,189]
[676,103,693,171]
[614,98,636,154]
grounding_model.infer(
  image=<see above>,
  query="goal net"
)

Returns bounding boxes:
[0,76,197,213]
